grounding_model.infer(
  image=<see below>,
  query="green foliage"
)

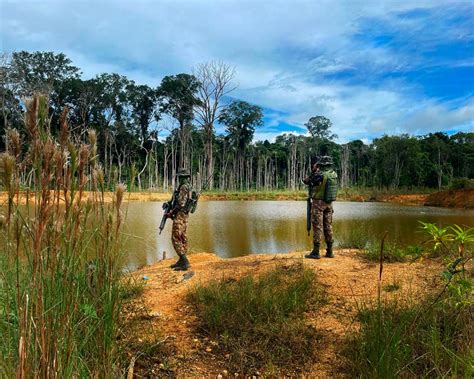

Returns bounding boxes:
[363,243,421,262]
[158,73,201,127]
[304,115,337,140]
[344,296,473,378]
[187,263,324,374]
[218,99,264,150]
[336,225,370,249]
[450,177,474,189]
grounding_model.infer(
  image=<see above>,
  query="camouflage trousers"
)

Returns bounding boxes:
[311,199,334,245]
[172,211,189,256]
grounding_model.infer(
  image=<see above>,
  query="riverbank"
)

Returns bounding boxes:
[425,188,474,209]
[126,250,443,377]
[1,189,471,208]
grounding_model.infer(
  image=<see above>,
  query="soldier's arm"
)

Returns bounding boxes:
[303,173,324,186]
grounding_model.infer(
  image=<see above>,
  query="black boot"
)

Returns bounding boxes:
[325,242,334,258]
[170,256,183,269]
[173,254,190,271]
[305,244,321,259]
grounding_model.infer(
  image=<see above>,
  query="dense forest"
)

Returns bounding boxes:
[1,51,473,191]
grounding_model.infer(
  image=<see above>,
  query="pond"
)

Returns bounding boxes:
[120,201,474,270]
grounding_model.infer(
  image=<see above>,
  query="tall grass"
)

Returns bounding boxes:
[187,263,325,374]
[344,294,473,378]
[344,222,473,378]
[0,96,128,377]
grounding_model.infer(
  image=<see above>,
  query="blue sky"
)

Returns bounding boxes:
[1,0,473,143]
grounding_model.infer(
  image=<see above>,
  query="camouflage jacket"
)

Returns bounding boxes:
[173,183,192,213]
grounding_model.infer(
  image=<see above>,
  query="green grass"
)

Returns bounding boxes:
[336,225,371,249]
[344,293,473,378]
[187,263,325,374]
[362,243,423,262]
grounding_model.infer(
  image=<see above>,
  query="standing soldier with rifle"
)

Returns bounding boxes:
[159,169,194,271]
[303,156,338,259]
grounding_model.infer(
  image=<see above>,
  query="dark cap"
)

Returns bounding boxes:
[316,156,334,167]
[177,169,191,177]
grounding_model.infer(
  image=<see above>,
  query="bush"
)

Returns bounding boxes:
[450,177,474,190]
[187,263,325,374]
[344,293,473,378]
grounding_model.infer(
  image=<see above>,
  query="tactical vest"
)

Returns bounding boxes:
[313,169,338,203]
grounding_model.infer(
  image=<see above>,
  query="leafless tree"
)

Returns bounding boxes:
[194,61,236,189]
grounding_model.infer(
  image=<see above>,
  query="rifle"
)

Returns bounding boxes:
[307,183,312,236]
[158,173,213,235]
[159,193,176,235]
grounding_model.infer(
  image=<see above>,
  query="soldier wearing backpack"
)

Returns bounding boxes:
[303,156,338,259]
[161,169,194,271]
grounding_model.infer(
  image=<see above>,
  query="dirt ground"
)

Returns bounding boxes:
[425,189,474,209]
[129,250,443,377]
[3,189,474,208]
[0,191,432,205]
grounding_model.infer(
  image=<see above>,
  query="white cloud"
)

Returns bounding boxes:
[1,0,472,141]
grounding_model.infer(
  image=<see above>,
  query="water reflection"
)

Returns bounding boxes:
[120,201,474,270]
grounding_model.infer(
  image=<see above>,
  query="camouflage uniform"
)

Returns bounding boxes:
[311,199,334,246]
[171,183,191,256]
[303,158,337,258]
[168,169,193,271]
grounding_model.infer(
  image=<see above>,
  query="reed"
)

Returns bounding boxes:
[0,95,127,377]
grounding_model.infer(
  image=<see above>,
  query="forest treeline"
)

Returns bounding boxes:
[1,51,472,191]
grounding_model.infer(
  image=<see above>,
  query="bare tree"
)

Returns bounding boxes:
[194,61,236,189]
[340,144,350,188]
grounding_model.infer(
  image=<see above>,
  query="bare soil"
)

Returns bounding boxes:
[0,191,433,205]
[425,189,474,209]
[128,250,443,377]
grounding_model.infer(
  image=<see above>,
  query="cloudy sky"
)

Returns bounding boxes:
[1,0,473,142]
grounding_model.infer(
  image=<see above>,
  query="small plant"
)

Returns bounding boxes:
[187,263,325,374]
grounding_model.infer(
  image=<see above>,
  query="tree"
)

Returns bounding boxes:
[219,100,263,189]
[10,51,80,96]
[194,61,236,188]
[126,82,159,143]
[305,116,337,140]
[158,74,201,169]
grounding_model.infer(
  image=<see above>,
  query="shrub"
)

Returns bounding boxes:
[187,263,325,374]
[450,177,474,190]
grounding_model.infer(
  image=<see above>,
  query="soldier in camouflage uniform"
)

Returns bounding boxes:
[303,156,338,259]
[167,169,193,271]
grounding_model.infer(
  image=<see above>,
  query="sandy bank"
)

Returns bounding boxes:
[128,250,443,377]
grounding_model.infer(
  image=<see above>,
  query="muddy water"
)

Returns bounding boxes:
[120,201,473,270]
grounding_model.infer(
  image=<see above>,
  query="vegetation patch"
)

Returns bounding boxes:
[0,95,133,377]
[362,243,422,262]
[187,263,325,375]
[345,222,474,378]
[344,293,473,378]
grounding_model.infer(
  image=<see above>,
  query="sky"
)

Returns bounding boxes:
[1,0,473,143]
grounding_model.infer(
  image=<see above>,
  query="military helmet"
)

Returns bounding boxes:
[177,169,191,177]
[317,155,334,167]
